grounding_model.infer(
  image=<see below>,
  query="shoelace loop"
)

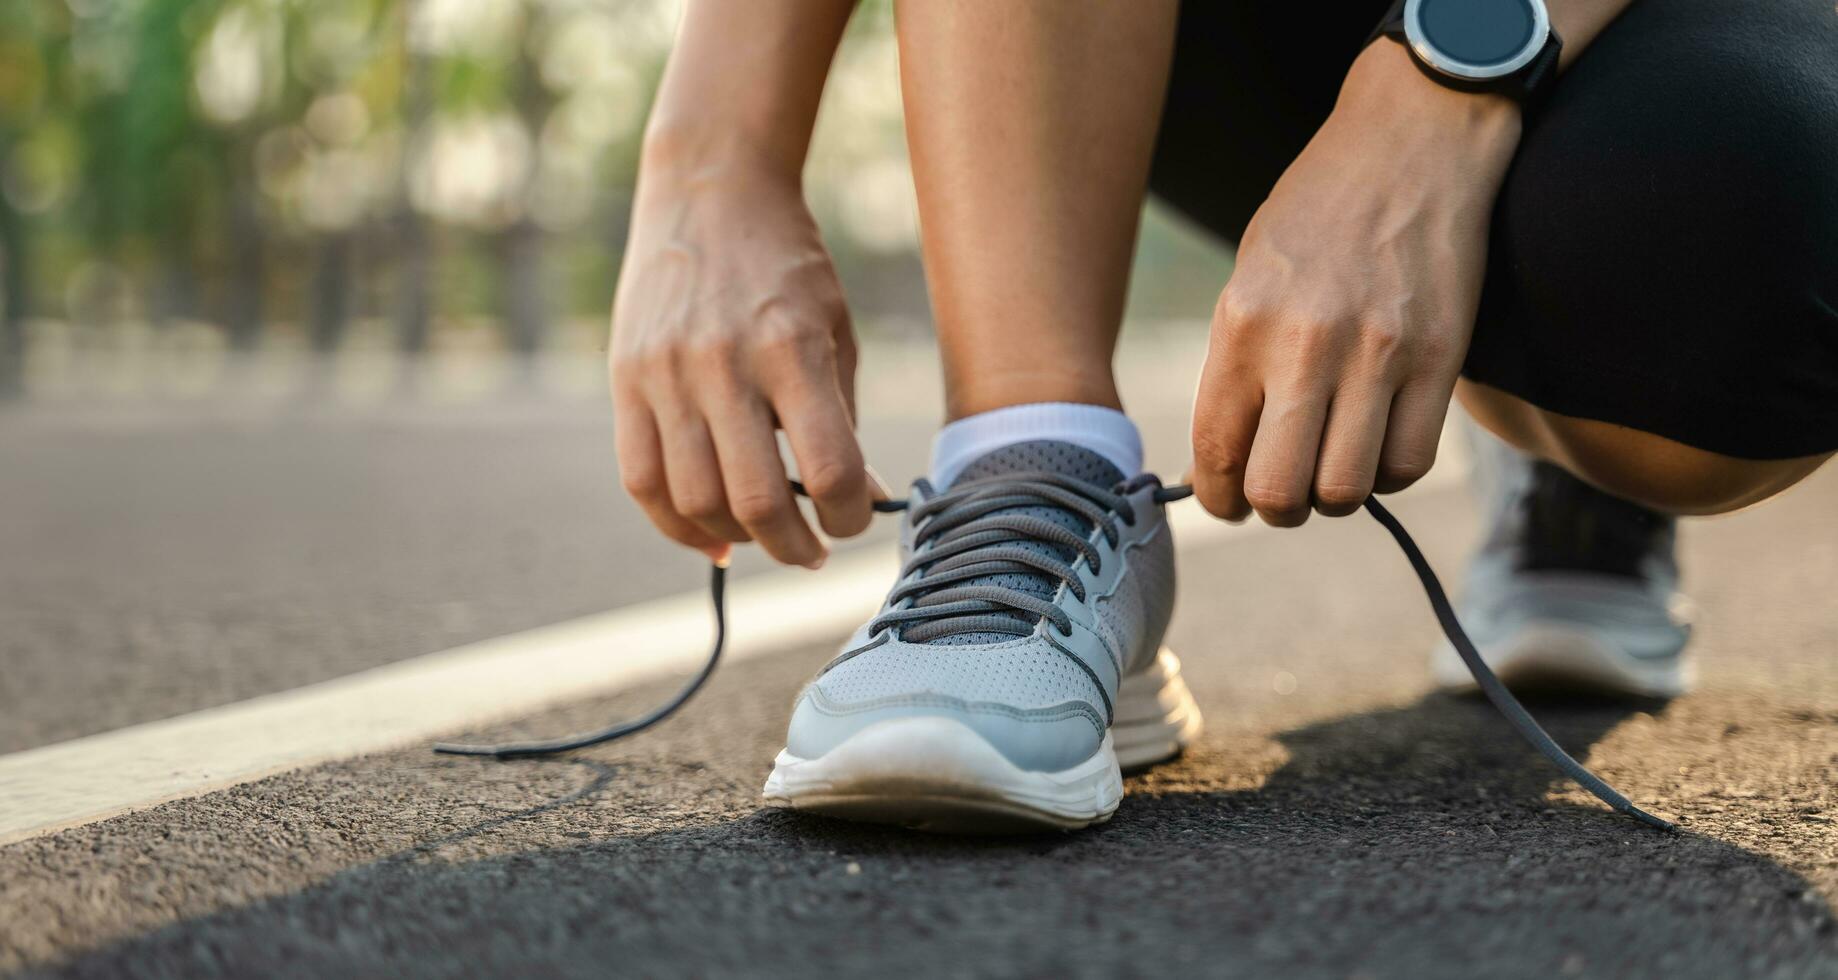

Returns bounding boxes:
[434,478,1678,834]
[868,471,1138,643]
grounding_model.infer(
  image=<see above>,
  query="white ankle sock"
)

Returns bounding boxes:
[928,402,1143,488]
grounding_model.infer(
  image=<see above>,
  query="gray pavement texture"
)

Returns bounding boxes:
[0,402,939,753]
[0,345,1206,753]
[4,459,1835,978]
[0,394,1203,753]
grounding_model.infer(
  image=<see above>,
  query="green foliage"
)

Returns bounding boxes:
[4,0,1226,348]
[90,0,225,246]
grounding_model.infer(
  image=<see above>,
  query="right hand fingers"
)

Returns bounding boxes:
[614,312,863,568]
[769,343,873,540]
[656,412,749,545]
[613,399,732,564]
[703,390,827,568]
[620,383,826,568]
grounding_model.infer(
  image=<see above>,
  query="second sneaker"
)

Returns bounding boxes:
[1434,431,1694,699]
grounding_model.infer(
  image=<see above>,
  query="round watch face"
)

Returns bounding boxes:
[1404,0,1548,80]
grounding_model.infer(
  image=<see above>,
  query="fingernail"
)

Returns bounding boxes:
[863,463,895,502]
[807,554,827,571]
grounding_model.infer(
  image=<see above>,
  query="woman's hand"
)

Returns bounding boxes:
[1190,43,1524,527]
[610,150,872,568]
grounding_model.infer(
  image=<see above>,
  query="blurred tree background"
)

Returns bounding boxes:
[0,0,1230,402]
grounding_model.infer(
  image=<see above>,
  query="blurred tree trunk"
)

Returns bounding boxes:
[0,145,27,401]
[309,231,352,355]
[156,247,199,327]
[395,200,431,356]
[394,5,432,368]
[224,158,265,354]
[501,217,544,370]
[500,19,550,385]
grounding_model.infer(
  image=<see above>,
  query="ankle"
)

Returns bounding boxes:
[943,371,1122,422]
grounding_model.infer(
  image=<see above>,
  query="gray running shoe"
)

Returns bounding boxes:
[763,440,1202,832]
[1432,429,1695,698]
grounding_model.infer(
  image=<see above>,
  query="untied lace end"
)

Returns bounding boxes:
[430,484,910,759]
[432,476,1678,834]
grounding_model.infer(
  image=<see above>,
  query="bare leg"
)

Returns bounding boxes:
[895,1,1178,421]
[1459,381,1833,515]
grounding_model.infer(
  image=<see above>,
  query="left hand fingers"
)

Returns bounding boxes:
[1311,377,1394,518]
[1243,379,1331,529]
[1190,341,1263,523]
[1374,373,1456,494]
[1247,317,1450,524]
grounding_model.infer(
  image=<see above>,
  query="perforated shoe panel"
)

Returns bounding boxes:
[815,635,1109,712]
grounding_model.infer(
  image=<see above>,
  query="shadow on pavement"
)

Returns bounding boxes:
[35,693,1835,980]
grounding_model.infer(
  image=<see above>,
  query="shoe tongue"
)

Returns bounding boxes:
[947,439,1124,492]
[921,440,1124,645]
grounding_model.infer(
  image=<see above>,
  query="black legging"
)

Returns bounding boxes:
[1150,0,1838,461]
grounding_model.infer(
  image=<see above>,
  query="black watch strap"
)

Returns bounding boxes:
[1368,0,1563,113]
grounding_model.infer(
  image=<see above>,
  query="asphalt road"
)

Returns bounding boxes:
[0,338,1207,754]
[3,414,1834,978]
[0,400,913,753]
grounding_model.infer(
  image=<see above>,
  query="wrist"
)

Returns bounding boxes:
[640,110,806,194]
[1334,39,1524,186]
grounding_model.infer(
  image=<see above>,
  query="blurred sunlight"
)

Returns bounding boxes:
[0,0,1230,405]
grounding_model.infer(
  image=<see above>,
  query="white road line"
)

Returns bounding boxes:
[0,544,896,846]
[0,462,1464,846]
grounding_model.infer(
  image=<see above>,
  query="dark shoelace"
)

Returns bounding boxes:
[871,471,1141,642]
[434,479,1677,833]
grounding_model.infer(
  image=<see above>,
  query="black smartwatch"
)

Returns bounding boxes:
[1369,0,1563,111]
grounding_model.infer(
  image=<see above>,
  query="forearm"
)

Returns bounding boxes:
[642,0,856,179]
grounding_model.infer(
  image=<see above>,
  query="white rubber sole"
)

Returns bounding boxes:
[1431,624,1694,700]
[1114,647,1205,771]
[762,647,1202,833]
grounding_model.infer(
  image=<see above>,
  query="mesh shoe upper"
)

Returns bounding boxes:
[784,440,1176,772]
